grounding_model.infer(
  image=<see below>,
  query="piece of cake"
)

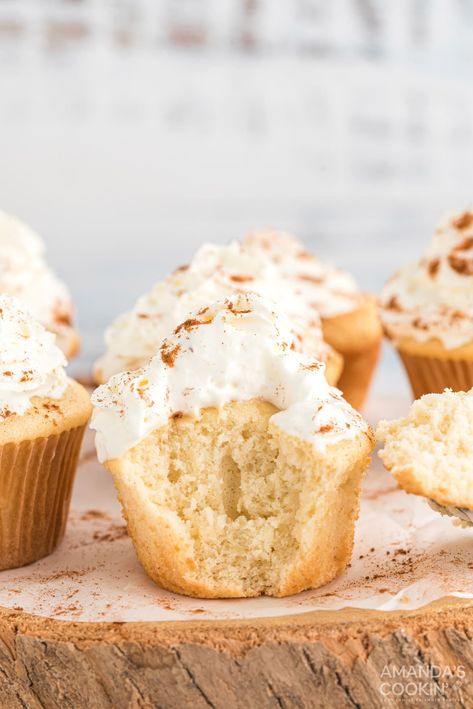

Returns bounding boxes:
[377,388,473,512]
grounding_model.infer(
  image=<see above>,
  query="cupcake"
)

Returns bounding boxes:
[93,239,343,387]
[0,295,91,570]
[0,211,80,358]
[92,294,374,599]
[242,229,382,410]
[377,389,473,525]
[379,209,473,399]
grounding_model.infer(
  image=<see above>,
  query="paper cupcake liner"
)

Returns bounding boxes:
[337,339,381,410]
[0,425,86,571]
[398,350,473,400]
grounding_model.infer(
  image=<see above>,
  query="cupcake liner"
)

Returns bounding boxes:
[0,425,86,571]
[398,350,473,400]
[337,339,381,410]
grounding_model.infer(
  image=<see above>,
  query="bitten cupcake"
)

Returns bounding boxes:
[377,389,473,525]
[92,294,374,599]
[0,211,80,358]
[0,295,91,570]
[93,239,343,387]
[242,229,382,410]
[380,209,473,399]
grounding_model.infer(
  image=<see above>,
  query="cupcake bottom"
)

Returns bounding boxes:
[322,296,382,410]
[106,398,374,599]
[0,381,91,571]
[0,426,86,570]
[398,349,473,400]
[337,340,381,411]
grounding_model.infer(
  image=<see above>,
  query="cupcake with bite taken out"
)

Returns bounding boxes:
[380,209,473,399]
[92,293,374,599]
[0,211,80,359]
[0,295,91,570]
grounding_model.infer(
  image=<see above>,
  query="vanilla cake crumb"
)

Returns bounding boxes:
[377,389,473,509]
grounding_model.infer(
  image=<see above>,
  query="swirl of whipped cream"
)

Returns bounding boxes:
[380,210,473,349]
[0,295,68,420]
[0,212,75,348]
[242,228,362,318]
[94,240,331,382]
[91,293,368,463]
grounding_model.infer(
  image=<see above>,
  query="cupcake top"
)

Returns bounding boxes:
[94,239,333,382]
[242,228,363,318]
[0,295,68,420]
[377,388,473,509]
[92,293,369,463]
[380,210,473,349]
[0,212,75,349]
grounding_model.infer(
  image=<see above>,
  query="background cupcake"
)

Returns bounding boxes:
[0,295,91,570]
[380,209,473,399]
[0,211,80,359]
[243,229,382,409]
[93,238,343,387]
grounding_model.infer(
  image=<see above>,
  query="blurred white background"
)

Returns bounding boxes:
[1,0,473,399]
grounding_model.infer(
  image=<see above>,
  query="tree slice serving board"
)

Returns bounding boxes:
[1,397,473,708]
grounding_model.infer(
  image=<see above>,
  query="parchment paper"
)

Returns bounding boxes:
[1,394,472,622]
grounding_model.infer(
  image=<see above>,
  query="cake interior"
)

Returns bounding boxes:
[378,390,473,510]
[114,399,363,597]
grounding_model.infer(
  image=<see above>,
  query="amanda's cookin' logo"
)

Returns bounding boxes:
[379,664,466,702]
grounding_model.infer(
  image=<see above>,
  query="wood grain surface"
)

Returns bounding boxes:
[1,598,472,708]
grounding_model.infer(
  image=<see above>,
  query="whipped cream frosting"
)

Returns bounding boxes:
[242,228,362,318]
[380,210,473,349]
[92,294,368,463]
[0,212,75,348]
[0,295,68,420]
[94,239,332,382]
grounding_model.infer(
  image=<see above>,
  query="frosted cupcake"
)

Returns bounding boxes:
[242,229,382,410]
[377,389,473,525]
[380,210,473,399]
[0,211,79,358]
[92,293,374,599]
[93,240,343,387]
[0,295,91,570]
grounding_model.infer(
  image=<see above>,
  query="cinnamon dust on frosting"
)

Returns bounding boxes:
[94,236,337,382]
[242,228,363,318]
[91,293,369,463]
[0,295,68,420]
[380,210,473,349]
